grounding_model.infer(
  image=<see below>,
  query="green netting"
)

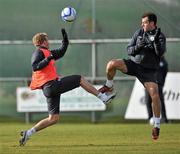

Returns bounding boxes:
[0,0,180,40]
[0,41,179,77]
[0,0,180,120]
[0,44,92,77]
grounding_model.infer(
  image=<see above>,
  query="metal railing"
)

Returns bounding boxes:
[0,38,179,82]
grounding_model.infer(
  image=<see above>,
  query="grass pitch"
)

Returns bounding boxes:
[0,123,180,154]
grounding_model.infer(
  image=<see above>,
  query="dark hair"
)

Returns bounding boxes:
[142,12,157,25]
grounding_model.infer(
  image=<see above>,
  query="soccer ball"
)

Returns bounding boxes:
[61,7,76,22]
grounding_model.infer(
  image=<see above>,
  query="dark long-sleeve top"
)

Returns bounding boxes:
[31,41,68,72]
[127,28,166,69]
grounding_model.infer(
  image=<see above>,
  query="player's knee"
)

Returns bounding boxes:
[48,115,59,124]
[150,91,160,102]
[80,75,84,82]
[149,87,158,97]
[79,75,85,86]
[107,59,118,69]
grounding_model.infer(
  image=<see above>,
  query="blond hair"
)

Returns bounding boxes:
[32,33,48,46]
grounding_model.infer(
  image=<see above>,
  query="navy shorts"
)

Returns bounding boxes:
[123,59,158,84]
[42,75,81,115]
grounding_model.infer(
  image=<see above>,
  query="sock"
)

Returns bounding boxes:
[154,117,160,128]
[26,127,36,137]
[105,80,113,88]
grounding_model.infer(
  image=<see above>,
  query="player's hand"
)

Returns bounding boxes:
[61,28,69,43]
[154,28,161,44]
[136,38,145,51]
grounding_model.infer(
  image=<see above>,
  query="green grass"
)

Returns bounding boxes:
[0,123,180,154]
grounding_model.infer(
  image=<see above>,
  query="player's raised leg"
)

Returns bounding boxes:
[99,59,127,93]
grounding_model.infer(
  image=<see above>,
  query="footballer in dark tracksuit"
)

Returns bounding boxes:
[124,27,166,140]
[98,12,166,140]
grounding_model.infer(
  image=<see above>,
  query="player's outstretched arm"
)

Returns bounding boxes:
[51,28,69,60]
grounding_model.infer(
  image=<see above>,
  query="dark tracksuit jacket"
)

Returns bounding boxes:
[127,28,166,69]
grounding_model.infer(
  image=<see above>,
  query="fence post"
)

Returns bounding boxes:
[91,111,96,123]
[25,112,31,124]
